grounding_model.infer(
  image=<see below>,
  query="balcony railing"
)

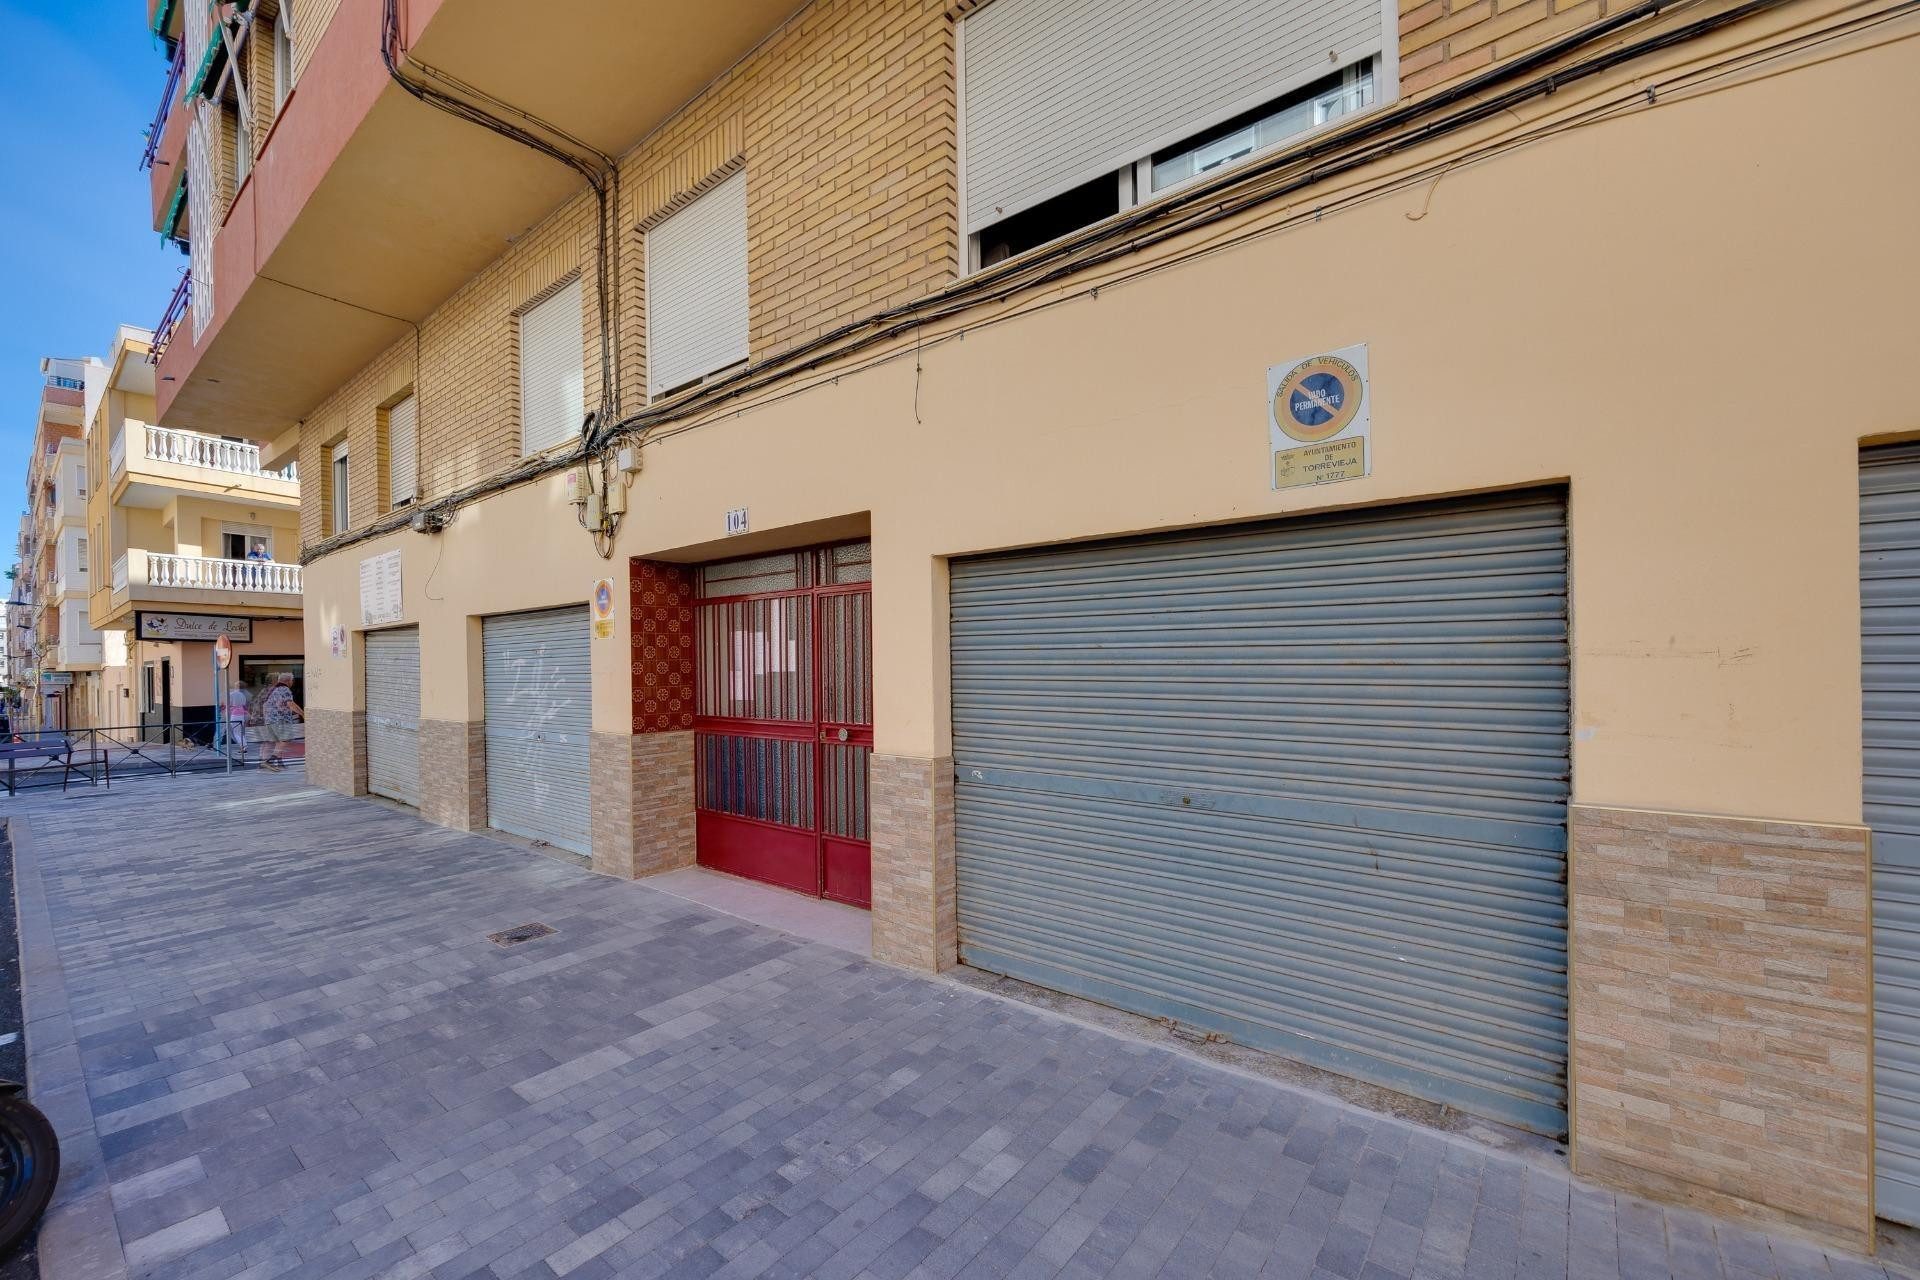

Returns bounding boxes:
[112,555,128,595]
[141,41,187,171]
[110,431,125,478]
[148,553,302,595]
[55,639,103,668]
[151,269,191,364]
[43,375,85,391]
[143,426,298,481]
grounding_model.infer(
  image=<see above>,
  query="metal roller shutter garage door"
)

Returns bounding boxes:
[364,627,420,807]
[483,607,592,856]
[950,489,1571,1135]
[1862,443,1920,1226]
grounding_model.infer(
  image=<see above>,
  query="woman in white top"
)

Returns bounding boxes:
[223,683,251,758]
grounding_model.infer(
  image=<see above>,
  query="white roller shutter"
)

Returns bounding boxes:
[961,0,1387,231]
[364,627,420,807]
[483,608,592,856]
[646,170,749,398]
[519,278,585,456]
[387,394,417,506]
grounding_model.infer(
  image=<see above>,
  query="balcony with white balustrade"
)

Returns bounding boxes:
[106,548,303,623]
[108,422,300,511]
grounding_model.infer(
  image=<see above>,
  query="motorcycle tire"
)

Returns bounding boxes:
[0,1095,58,1255]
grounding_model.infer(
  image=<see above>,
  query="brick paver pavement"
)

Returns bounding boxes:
[8,771,1911,1280]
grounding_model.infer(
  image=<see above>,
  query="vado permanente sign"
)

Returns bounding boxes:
[1267,343,1372,492]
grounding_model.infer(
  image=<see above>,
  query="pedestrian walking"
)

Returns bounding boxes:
[258,673,303,770]
[217,682,251,759]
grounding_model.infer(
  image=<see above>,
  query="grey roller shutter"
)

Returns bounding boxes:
[388,393,417,506]
[950,490,1570,1135]
[961,0,1388,232]
[519,278,585,456]
[1862,443,1920,1226]
[364,627,420,807]
[646,170,749,398]
[483,607,592,856]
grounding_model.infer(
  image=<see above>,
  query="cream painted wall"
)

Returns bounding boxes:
[191,506,299,561]
[123,507,168,554]
[302,22,1920,829]
[133,619,306,709]
[143,496,302,560]
[174,618,305,705]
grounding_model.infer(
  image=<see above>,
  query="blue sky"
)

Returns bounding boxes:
[0,3,186,581]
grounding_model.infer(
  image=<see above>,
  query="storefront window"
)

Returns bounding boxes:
[239,656,304,705]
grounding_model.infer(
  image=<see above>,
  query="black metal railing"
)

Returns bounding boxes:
[0,723,305,797]
[151,269,192,364]
[141,41,187,171]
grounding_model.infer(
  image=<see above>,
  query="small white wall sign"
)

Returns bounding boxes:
[725,507,750,536]
[359,550,403,626]
[1268,344,1371,491]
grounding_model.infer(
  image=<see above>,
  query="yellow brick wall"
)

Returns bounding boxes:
[691,0,956,363]
[1401,0,1614,97]
[209,99,237,221]
[300,340,414,546]
[300,0,957,550]
[194,4,291,276]
[294,0,1626,549]
[288,0,337,87]
[243,0,288,164]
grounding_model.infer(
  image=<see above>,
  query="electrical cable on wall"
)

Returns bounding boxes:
[304,0,1917,565]
[378,0,627,555]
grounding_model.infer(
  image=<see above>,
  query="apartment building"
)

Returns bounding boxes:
[138,0,1920,1250]
[6,514,30,709]
[15,357,108,730]
[82,326,303,743]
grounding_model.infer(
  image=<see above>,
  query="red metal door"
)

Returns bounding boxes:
[694,542,873,906]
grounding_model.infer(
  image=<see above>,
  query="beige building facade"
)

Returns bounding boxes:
[143,0,1920,1253]
[15,358,103,730]
[85,327,305,740]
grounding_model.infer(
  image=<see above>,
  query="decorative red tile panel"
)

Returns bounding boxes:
[630,560,696,734]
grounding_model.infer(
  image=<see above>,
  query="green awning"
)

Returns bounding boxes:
[150,0,179,41]
[182,27,228,101]
[161,178,188,246]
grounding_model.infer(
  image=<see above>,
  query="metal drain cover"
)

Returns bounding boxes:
[487,922,556,947]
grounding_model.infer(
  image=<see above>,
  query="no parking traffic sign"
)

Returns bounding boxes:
[1268,345,1371,490]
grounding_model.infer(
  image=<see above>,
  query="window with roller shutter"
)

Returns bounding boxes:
[518,278,585,457]
[386,392,417,508]
[961,0,1393,266]
[646,170,750,400]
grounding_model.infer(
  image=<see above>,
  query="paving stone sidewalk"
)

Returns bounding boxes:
[5,771,1910,1280]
